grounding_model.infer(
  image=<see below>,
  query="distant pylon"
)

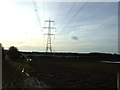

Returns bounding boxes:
[43,18,56,53]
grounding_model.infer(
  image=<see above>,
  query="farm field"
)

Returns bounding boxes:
[29,54,119,89]
[2,52,120,89]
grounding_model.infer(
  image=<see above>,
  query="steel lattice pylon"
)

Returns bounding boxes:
[43,18,56,53]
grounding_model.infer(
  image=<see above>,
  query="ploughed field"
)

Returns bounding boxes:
[28,55,119,89]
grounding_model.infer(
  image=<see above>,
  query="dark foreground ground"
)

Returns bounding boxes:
[2,53,120,89]
[30,56,119,89]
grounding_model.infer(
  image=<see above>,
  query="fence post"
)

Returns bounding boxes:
[0,43,2,89]
[117,72,120,90]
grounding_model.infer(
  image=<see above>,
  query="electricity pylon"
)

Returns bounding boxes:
[43,18,56,53]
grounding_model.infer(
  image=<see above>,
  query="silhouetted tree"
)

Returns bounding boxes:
[8,46,21,61]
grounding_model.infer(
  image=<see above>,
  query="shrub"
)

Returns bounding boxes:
[8,46,21,61]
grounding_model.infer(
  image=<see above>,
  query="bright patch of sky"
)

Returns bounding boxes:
[0,0,118,53]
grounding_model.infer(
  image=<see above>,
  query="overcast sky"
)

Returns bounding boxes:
[0,0,118,53]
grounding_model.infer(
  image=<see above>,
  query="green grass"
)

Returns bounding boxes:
[3,54,119,88]
[30,58,119,73]
[66,61,119,72]
[8,60,33,72]
[29,57,119,88]
[2,59,33,88]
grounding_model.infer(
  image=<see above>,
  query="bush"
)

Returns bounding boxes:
[8,46,21,61]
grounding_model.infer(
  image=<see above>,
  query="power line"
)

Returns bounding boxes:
[32,0,41,29]
[54,2,63,22]
[60,2,88,32]
[58,2,76,30]
[42,0,45,20]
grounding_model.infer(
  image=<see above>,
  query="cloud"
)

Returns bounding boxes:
[71,36,79,40]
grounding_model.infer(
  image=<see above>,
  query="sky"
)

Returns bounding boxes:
[0,0,119,53]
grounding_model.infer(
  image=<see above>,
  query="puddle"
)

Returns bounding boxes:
[100,61,120,64]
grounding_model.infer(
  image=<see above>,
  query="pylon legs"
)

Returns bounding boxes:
[46,46,52,53]
[46,36,52,53]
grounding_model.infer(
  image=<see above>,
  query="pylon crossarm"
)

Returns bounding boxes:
[44,33,54,35]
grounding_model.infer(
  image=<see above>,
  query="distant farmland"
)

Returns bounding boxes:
[24,52,120,88]
[3,51,120,89]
